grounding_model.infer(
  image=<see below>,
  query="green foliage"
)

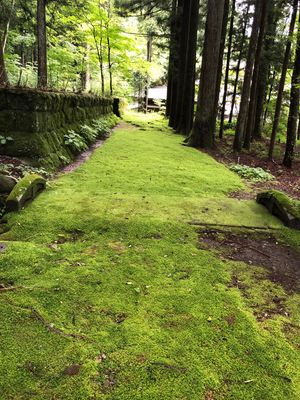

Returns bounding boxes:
[230,164,275,182]
[0,135,13,145]
[64,130,88,153]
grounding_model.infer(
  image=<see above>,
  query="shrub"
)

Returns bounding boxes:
[230,164,274,182]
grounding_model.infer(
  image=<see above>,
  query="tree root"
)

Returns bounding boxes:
[3,299,91,342]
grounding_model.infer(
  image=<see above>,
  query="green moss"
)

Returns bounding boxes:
[6,173,46,212]
[0,113,299,399]
[261,190,300,218]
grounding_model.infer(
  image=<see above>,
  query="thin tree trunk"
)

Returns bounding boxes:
[214,0,230,127]
[166,0,177,117]
[37,0,47,89]
[107,32,113,96]
[229,4,250,123]
[176,0,200,135]
[169,0,183,128]
[244,0,269,149]
[188,0,225,149]
[220,0,236,138]
[0,0,16,86]
[234,0,262,151]
[144,36,152,113]
[269,0,298,159]
[253,0,278,140]
[283,11,300,168]
[263,69,276,125]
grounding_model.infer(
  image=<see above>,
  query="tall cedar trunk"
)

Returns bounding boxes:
[169,0,183,128]
[144,37,152,113]
[188,0,225,148]
[0,0,15,86]
[263,69,276,124]
[0,45,8,85]
[233,0,262,151]
[229,4,250,123]
[37,0,47,89]
[283,11,300,168]
[269,0,298,159]
[243,0,269,149]
[173,0,191,130]
[107,33,113,96]
[220,0,236,138]
[252,0,277,140]
[213,0,230,127]
[166,0,178,117]
[176,0,200,135]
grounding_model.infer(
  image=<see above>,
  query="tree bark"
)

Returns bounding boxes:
[0,0,16,86]
[214,0,230,128]
[176,0,200,135]
[244,0,269,149]
[37,0,47,89]
[252,0,278,140]
[166,0,178,117]
[283,10,300,168]
[169,0,183,128]
[188,0,225,148]
[234,0,262,151]
[220,0,235,138]
[269,0,298,159]
[229,4,250,123]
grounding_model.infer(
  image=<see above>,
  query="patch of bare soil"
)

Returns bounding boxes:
[199,229,300,293]
[203,136,300,200]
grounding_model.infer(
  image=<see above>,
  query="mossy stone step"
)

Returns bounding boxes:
[257,190,300,230]
[6,174,46,212]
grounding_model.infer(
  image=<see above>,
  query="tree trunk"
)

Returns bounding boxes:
[173,0,191,129]
[214,0,230,128]
[229,4,250,123]
[263,69,276,125]
[107,32,113,96]
[37,0,47,89]
[252,0,278,140]
[176,0,200,135]
[269,0,298,159]
[166,0,178,117]
[168,0,183,128]
[220,0,235,138]
[0,0,16,86]
[144,36,152,113]
[244,0,269,149]
[283,11,300,168]
[233,0,262,151]
[188,0,225,148]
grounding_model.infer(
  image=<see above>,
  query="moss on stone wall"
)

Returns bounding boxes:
[0,88,118,170]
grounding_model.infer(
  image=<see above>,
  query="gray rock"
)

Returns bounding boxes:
[0,174,17,194]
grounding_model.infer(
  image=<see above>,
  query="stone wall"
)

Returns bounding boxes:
[0,88,116,169]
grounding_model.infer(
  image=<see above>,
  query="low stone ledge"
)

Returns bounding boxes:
[257,190,300,230]
[6,174,46,212]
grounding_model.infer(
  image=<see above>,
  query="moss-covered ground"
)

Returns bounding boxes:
[0,113,299,399]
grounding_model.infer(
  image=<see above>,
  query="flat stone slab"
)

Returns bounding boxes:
[6,174,46,212]
[257,190,300,230]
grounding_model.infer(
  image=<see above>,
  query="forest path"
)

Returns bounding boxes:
[0,113,300,399]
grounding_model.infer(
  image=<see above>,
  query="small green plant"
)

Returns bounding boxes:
[230,164,274,182]
[80,125,97,144]
[64,130,88,153]
[0,135,14,145]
